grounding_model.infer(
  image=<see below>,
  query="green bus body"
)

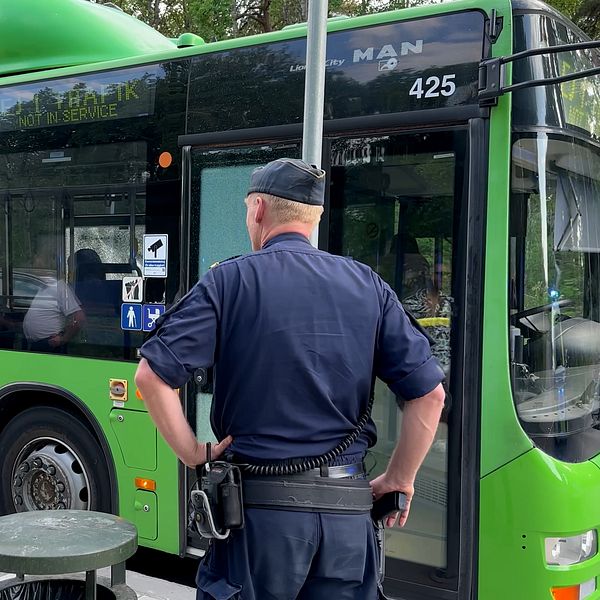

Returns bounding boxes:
[1,1,599,598]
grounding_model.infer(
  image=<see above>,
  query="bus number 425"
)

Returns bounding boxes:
[409,73,456,99]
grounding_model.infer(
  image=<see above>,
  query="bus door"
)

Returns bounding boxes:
[326,127,480,600]
[183,127,482,600]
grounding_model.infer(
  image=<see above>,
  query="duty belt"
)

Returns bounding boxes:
[282,463,366,479]
[242,463,373,514]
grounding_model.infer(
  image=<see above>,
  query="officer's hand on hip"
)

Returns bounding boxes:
[369,473,413,528]
[185,435,233,468]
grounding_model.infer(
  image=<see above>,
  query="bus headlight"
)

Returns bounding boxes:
[545,530,597,565]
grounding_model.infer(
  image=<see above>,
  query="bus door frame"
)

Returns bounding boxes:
[178,115,489,600]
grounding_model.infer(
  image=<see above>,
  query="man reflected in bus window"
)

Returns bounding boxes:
[135,158,445,600]
[22,245,85,354]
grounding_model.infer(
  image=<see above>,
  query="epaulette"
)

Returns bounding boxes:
[210,255,241,269]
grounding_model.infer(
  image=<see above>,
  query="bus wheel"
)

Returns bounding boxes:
[0,406,112,515]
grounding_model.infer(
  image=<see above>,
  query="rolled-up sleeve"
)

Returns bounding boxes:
[140,272,219,389]
[376,280,445,400]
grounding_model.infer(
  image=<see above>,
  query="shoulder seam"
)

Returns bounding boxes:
[210,247,367,271]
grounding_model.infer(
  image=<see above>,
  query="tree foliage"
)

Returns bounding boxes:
[91,0,431,39]
[575,0,600,37]
[91,0,598,40]
[544,0,600,37]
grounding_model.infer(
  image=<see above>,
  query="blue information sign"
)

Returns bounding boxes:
[121,303,142,331]
[143,304,165,332]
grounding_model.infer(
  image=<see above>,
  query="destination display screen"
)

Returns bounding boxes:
[187,10,486,132]
[0,65,159,132]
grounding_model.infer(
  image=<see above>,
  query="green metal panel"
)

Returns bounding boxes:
[0,352,180,554]
[134,490,158,541]
[480,1,534,479]
[110,409,157,470]
[479,449,600,599]
[480,2,600,596]
[0,0,175,77]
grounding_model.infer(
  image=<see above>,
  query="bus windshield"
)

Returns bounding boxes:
[510,133,600,462]
[510,10,600,462]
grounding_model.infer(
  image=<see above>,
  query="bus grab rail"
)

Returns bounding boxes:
[478,39,600,105]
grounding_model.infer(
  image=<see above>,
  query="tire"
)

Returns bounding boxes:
[0,406,112,515]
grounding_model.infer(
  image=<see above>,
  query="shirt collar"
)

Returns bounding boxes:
[262,232,312,250]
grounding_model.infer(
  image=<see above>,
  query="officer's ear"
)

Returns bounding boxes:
[254,195,266,223]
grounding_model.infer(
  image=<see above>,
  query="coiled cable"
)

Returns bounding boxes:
[240,394,375,476]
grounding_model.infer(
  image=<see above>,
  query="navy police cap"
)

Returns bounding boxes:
[248,158,325,206]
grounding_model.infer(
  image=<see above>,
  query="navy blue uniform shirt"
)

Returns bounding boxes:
[140,233,444,461]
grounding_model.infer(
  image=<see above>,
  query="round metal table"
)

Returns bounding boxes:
[0,510,138,600]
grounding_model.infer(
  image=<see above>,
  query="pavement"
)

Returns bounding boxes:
[104,568,196,600]
[0,569,196,600]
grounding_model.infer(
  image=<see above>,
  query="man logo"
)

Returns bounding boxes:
[353,41,424,64]
[379,58,398,72]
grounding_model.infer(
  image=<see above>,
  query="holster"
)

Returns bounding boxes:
[190,461,244,539]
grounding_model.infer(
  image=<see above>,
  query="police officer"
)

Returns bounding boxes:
[134,158,446,600]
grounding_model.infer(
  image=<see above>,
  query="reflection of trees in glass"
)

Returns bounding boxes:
[341,194,454,294]
[333,136,455,294]
[188,46,306,131]
[558,49,600,139]
[1,143,147,190]
[525,192,585,316]
[365,63,479,114]
[343,205,395,264]
[0,60,188,191]
[187,29,482,134]
[0,59,188,301]
[10,197,59,270]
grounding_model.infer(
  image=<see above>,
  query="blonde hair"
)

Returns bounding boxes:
[247,192,323,225]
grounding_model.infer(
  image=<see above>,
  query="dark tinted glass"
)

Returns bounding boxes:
[0,60,188,359]
[187,11,485,133]
[512,13,600,139]
[510,133,600,462]
[329,130,466,577]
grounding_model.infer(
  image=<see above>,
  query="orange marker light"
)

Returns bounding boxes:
[158,151,173,168]
[135,388,143,401]
[135,477,156,492]
[550,585,580,600]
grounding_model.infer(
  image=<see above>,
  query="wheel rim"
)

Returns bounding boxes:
[11,437,92,511]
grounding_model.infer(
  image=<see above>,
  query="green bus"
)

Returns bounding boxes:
[1,0,599,597]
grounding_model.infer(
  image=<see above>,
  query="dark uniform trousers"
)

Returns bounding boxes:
[196,507,379,600]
